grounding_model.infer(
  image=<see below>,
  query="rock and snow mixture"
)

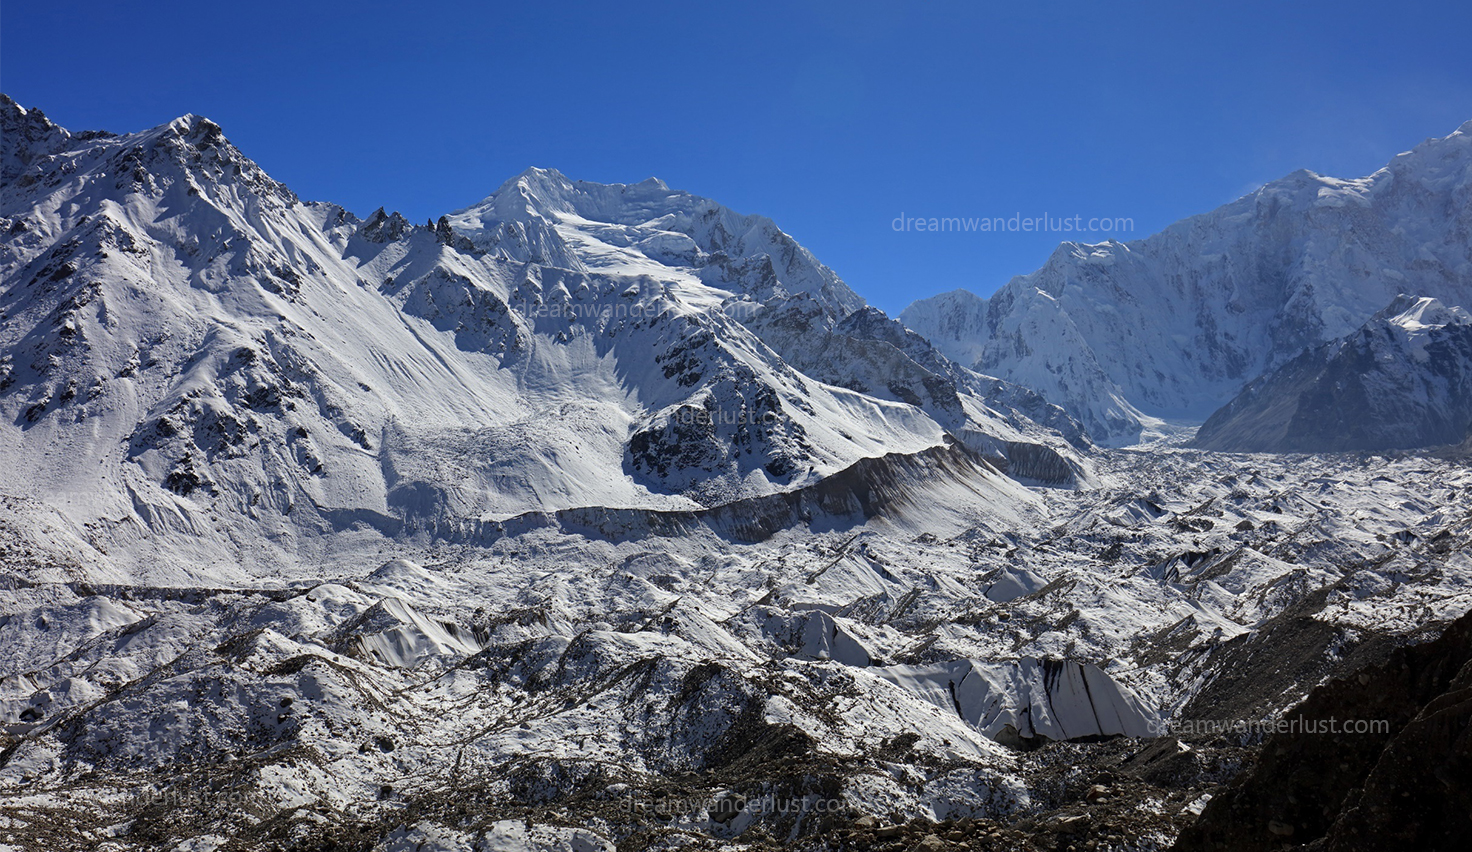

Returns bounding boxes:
[2,447,1466,851]
[1194,295,1472,453]
[1,97,1470,850]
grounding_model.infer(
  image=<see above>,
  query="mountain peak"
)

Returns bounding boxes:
[477,166,580,221]
[1,94,74,185]
[0,93,53,128]
[630,175,670,191]
[165,112,225,141]
[444,169,865,316]
[504,164,571,188]
[1376,294,1472,332]
[480,168,681,223]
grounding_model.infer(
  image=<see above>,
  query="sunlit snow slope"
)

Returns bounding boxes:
[0,96,1080,583]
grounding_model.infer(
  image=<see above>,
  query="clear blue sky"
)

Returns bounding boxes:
[5,0,1471,314]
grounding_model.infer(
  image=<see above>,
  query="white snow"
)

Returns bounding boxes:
[903,120,1472,443]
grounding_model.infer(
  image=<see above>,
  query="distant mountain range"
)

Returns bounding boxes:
[903,120,1472,444]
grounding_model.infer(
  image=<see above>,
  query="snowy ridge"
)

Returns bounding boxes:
[903,119,1472,443]
[447,166,865,318]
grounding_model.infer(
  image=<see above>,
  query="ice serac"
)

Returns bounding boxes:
[902,119,1472,443]
[876,657,1160,745]
[1193,295,1472,453]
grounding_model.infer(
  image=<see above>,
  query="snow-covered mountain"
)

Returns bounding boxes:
[0,95,1080,583]
[1193,295,1472,452]
[5,95,1472,852]
[902,119,1472,443]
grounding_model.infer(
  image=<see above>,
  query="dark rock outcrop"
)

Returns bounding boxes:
[1173,606,1472,852]
[1194,296,1472,453]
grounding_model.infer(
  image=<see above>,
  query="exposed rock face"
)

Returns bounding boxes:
[357,207,412,243]
[0,95,75,184]
[1173,607,1472,852]
[746,295,1089,485]
[1193,295,1472,453]
[903,119,1472,443]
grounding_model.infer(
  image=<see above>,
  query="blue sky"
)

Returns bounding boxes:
[5,0,1471,314]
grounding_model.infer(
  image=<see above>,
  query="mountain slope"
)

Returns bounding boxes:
[1192,295,1472,452]
[902,119,1472,443]
[447,167,1091,480]
[0,96,1078,583]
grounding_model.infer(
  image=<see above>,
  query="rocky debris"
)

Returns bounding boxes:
[1173,606,1472,852]
[0,445,1469,850]
[997,441,1079,487]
